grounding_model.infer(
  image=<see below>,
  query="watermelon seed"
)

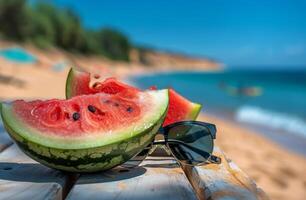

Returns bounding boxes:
[93,82,102,89]
[126,107,133,113]
[114,103,119,107]
[73,112,80,121]
[94,74,100,79]
[88,105,96,113]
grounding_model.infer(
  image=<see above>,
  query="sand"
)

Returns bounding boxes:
[0,42,306,200]
[199,114,306,200]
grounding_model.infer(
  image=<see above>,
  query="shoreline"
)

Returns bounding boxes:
[200,109,306,157]
[198,113,306,200]
[130,70,306,157]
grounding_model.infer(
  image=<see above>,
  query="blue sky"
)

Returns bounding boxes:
[51,0,306,67]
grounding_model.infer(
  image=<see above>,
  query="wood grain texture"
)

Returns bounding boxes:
[0,144,77,200]
[182,147,269,200]
[67,156,198,200]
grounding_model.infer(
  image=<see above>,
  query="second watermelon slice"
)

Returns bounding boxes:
[65,68,202,126]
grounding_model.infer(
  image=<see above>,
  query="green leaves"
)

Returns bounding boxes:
[0,0,131,61]
[0,0,30,40]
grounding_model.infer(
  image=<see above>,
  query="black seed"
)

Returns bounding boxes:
[126,107,133,113]
[93,82,102,89]
[114,103,119,107]
[72,112,80,121]
[88,105,96,113]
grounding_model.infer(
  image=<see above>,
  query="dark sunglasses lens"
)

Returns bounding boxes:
[167,123,213,165]
[121,143,151,168]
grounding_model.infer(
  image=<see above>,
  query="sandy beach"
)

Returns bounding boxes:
[199,114,306,200]
[0,42,306,200]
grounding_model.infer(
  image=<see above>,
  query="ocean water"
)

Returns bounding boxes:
[0,47,36,64]
[132,69,306,156]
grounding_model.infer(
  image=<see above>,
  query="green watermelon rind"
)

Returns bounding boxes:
[1,112,165,172]
[65,68,78,99]
[188,102,202,120]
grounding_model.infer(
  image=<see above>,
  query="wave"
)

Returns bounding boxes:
[235,106,306,138]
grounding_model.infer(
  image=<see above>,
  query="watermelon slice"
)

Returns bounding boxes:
[65,68,202,126]
[66,69,139,98]
[0,89,169,172]
[163,89,201,126]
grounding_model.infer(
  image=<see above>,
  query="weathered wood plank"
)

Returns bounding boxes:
[182,147,269,200]
[0,120,13,152]
[0,144,78,200]
[67,156,198,200]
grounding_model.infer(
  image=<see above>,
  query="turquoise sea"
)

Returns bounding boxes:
[132,69,306,156]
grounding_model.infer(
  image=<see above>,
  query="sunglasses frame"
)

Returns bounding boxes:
[154,120,221,166]
[123,120,221,169]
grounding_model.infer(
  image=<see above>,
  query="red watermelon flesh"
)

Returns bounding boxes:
[13,91,142,136]
[66,69,138,98]
[66,68,202,127]
[3,89,168,147]
[149,87,202,126]
[163,89,201,126]
[96,77,139,94]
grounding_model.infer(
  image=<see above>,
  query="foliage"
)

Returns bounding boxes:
[0,0,131,61]
[0,0,30,40]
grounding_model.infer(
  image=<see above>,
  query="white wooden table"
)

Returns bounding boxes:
[0,121,268,200]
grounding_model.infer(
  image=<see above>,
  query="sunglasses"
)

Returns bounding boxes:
[123,121,221,168]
